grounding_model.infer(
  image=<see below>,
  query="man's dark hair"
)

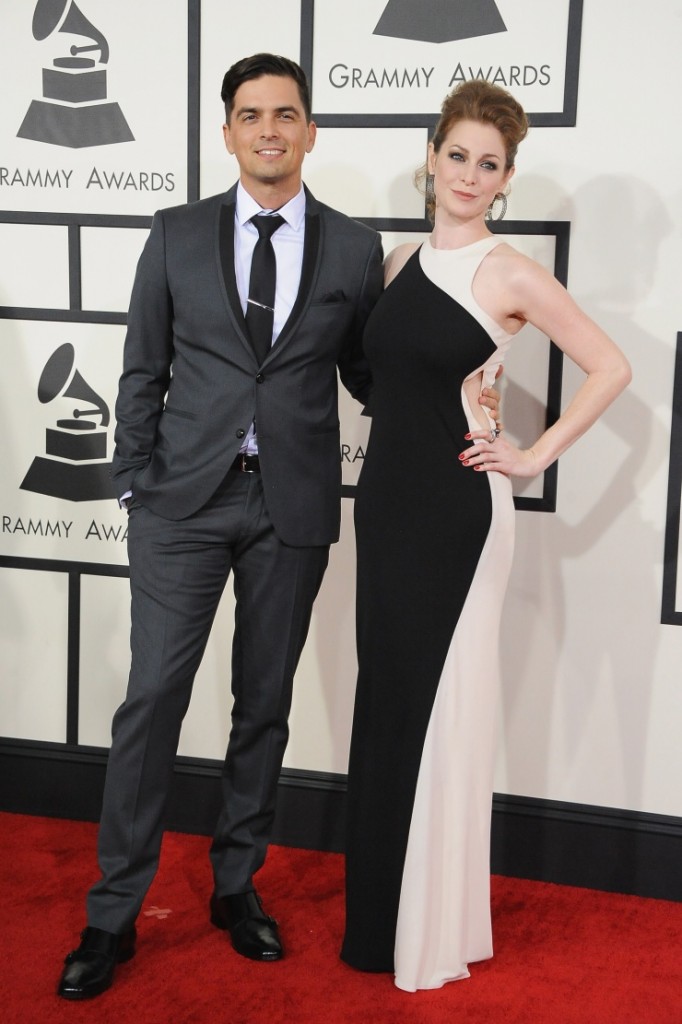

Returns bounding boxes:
[221,53,312,123]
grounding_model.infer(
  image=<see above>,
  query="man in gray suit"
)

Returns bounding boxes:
[57,53,382,1000]
[58,52,499,1000]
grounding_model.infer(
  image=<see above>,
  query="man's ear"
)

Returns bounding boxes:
[223,123,235,155]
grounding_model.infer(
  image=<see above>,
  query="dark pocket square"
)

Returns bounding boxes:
[319,290,347,303]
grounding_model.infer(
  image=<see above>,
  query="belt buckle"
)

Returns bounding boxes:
[240,454,256,473]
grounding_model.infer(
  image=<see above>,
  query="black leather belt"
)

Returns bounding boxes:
[231,453,261,473]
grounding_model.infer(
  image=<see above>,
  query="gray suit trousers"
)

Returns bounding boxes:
[86,469,329,932]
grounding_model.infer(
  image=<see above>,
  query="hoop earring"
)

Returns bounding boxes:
[425,173,435,202]
[485,191,508,222]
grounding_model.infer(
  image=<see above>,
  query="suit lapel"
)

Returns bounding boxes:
[217,195,255,359]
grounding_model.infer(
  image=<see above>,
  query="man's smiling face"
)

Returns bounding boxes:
[223,74,317,206]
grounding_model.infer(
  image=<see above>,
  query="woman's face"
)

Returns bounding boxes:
[428,118,514,224]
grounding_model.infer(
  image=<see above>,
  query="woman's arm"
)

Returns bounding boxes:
[462,253,631,476]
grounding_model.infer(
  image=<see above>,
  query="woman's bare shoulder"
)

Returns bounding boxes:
[384,242,421,286]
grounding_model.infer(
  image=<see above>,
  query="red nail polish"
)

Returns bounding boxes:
[464,433,472,440]
[462,459,470,465]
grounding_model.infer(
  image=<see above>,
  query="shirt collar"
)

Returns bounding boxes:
[236,182,306,231]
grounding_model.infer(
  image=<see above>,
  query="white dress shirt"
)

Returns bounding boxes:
[234,182,306,454]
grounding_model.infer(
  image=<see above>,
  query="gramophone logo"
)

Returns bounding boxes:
[21,342,115,501]
[17,0,134,149]
[373,0,506,43]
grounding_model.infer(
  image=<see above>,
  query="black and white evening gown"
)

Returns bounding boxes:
[342,236,517,991]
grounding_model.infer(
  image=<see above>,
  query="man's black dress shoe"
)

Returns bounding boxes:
[57,926,136,1000]
[210,890,283,961]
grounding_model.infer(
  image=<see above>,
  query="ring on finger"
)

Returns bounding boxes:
[489,427,501,443]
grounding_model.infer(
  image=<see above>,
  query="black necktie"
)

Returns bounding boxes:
[245,214,285,364]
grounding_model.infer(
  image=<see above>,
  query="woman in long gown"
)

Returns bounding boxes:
[341,80,631,992]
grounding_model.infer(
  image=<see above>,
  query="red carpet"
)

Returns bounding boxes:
[1,811,681,1023]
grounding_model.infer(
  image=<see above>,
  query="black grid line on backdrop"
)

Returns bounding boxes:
[662,332,682,625]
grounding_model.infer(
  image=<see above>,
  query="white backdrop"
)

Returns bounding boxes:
[1,0,681,822]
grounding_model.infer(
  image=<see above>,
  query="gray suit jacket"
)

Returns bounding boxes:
[111,185,383,546]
